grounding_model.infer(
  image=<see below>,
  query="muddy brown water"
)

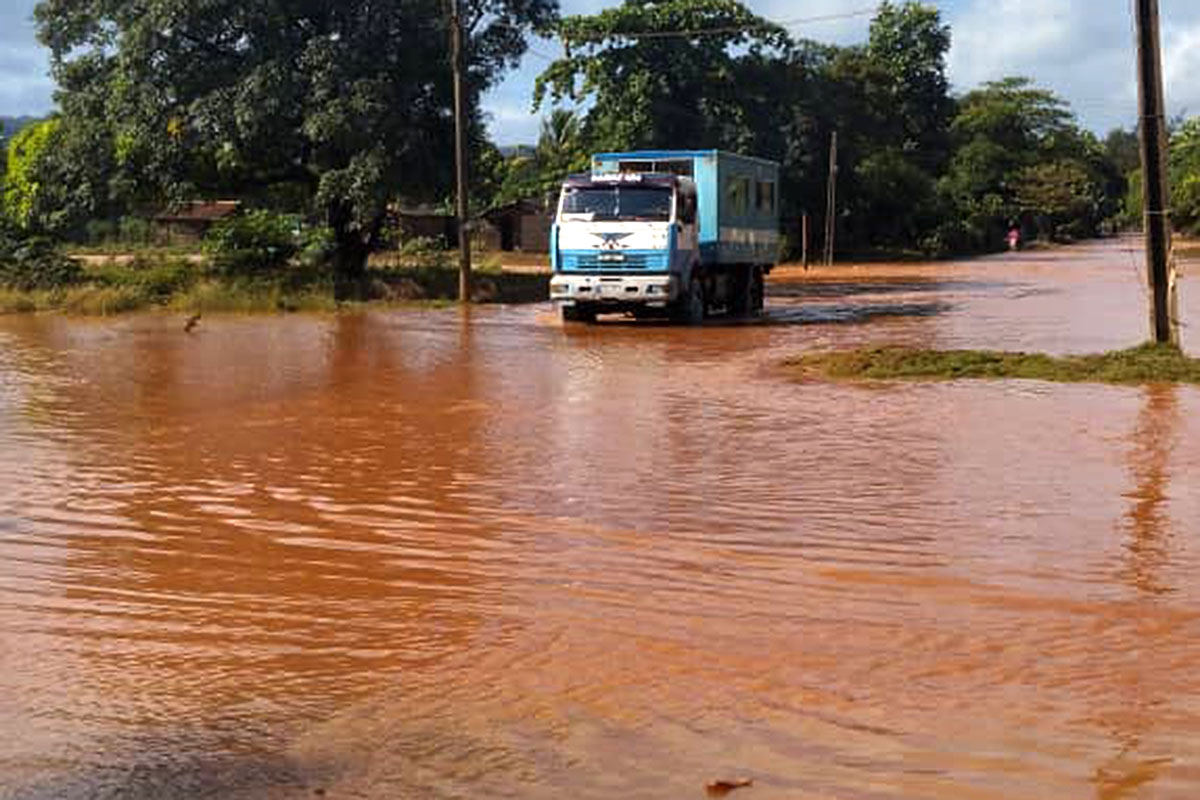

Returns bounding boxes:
[3,238,1200,799]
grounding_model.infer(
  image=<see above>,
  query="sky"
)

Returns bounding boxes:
[5,0,1200,144]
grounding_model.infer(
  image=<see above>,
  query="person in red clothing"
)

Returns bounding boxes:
[1006,225,1022,251]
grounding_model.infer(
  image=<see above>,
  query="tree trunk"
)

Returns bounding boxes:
[328,202,372,298]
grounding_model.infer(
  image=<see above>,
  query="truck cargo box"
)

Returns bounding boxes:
[590,150,780,267]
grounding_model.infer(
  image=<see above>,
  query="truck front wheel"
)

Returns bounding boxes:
[562,304,596,323]
[674,275,706,325]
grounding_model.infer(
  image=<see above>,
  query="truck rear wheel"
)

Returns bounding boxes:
[731,266,757,317]
[748,266,764,315]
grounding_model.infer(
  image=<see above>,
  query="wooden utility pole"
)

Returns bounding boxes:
[449,0,472,303]
[802,212,810,270]
[1134,0,1179,344]
[824,131,838,267]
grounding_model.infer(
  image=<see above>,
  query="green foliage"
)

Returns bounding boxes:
[87,256,197,300]
[487,109,590,207]
[3,119,60,230]
[169,280,340,314]
[296,225,337,268]
[789,343,1200,385]
[1104,128,1141,176]
[35,0,557,273]
[534,0,788,151]
[202,210,299,275]
[865,1,953,158]
[0,221,83,290]
[937,77,1112,248]
[1170,118,1200,235]
[1013,160,1101,239]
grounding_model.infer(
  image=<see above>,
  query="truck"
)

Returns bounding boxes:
[548,150,781,323]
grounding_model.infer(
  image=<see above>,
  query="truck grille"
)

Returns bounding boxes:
[562,252,668,271]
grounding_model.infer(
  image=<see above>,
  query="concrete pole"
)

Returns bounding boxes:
[1134,0,1179,344]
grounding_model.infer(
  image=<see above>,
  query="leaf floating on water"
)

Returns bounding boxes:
[706,778,754,796]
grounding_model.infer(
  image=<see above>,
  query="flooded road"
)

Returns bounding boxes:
[3,237,1200,799]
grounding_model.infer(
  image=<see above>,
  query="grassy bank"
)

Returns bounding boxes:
[0,256,548,316]
[786,343,1200,385]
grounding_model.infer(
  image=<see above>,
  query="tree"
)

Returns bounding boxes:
[35,0,556,277]
[1104,128,1142,176]
[1013,160,1102,239]
[1168,117,1200,235]
[534,0,790,152]
[487,109,591,208]
[938,77,1092,248]
[3,119,60,231]
[865,1,953,161]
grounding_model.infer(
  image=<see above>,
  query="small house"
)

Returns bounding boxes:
[152,201,241,245]
[483,198,553,252]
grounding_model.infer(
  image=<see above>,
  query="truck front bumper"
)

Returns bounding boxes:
[549,273,678,307]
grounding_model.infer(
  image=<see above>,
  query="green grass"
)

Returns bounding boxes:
[168,280,341,313]
[786,343,1200,385]
[1,251,547,316]
[0,288,59,314]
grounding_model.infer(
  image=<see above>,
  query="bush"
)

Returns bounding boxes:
[88,255,197,299]
[202,209,299,275]
[118,216,153,247]
[0,223,83,290]
[297,225,336,268]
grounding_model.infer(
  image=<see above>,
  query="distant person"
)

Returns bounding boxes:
[1006,226,1022,251]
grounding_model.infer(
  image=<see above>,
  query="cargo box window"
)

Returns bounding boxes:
[726,176,750,214]
[756,181,776,213]
[618,160,694,177]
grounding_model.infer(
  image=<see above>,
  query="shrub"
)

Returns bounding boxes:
[297,224,336,268]
[0,223,83,290]
[85,219,118,246]
[88,255,197,299]
[118,216,153,247]
[60,285,151,315]
[202,209,299,275]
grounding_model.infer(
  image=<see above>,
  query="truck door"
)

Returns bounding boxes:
[675,185,699,272]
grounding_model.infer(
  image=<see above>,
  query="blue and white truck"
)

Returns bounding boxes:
[549,150,781,323]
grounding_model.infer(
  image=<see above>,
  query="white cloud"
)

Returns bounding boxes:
[1163,20,1200,118]
[948,0,1200,133]
[0,43,54,116]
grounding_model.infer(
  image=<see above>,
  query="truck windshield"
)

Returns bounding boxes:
[561,186,672,222]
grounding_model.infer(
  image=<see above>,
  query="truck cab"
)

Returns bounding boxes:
[549,172,695,321]
[549,150,779,324]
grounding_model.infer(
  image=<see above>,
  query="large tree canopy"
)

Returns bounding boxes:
[35,0,556,274]
[533,0,789,152]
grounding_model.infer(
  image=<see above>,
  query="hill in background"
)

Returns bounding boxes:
[1,116,41,145]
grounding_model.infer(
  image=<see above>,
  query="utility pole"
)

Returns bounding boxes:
[824,131,838,267]
[802,212,810,270]
[1134,0,1179,344]
[448,0,472,303]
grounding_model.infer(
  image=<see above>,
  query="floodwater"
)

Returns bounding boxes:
[2,237,1200,799]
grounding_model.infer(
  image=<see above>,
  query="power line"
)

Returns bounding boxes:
[560,8,877,42]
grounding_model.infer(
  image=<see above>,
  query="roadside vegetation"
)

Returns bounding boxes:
[787,343,1200,386]
[0,213,544,316]
[2,0,1199,310]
